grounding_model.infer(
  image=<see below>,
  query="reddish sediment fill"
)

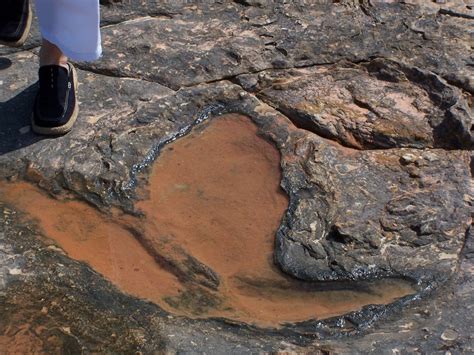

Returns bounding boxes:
[0,114,416,328]
[0,323,45,355]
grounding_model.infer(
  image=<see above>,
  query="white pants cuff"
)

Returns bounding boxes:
[35,0,102,62]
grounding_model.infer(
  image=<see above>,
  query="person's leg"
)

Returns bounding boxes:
[39,39,68,69]
[32,0,101,135]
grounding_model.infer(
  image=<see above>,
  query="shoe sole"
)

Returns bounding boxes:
[0,2,32,48]
[31,64,79,135]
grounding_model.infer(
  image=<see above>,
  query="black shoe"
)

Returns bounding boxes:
[0,0,32,47]
[32,63,79,135]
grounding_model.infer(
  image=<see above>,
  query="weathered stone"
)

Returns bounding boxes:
[82,1,473,96]
[1,50,470,285]
[240,59,472,149]
[0,51,175,208]
[276,141,470,282]
[87,10,277,89]
[0,0,473,352]
[441,328,459,342]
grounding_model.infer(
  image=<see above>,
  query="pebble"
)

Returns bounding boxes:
[423,152,438,162]
[440,329,458,341]
[9,268,22,275]
[61,326,71,335]
[401,153,417,164]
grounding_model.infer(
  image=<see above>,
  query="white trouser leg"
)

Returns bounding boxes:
[35,0,102,62]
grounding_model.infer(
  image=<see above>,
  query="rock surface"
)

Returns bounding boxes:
[0,0,472,353]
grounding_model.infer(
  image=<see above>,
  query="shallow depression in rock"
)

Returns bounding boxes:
[0,114,417,328]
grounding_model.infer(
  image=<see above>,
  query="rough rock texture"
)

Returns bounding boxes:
[240,59,472,149]
[0,0,473,353]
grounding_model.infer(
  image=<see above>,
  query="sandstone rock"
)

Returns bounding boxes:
[239,59,472,149]
[441,328,459,342]
[1,51,470,286]
[82,1,473,96]
[0,0,472,352]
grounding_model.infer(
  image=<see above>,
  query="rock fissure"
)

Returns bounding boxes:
[438,8,474,19]
[73,63,178,93]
